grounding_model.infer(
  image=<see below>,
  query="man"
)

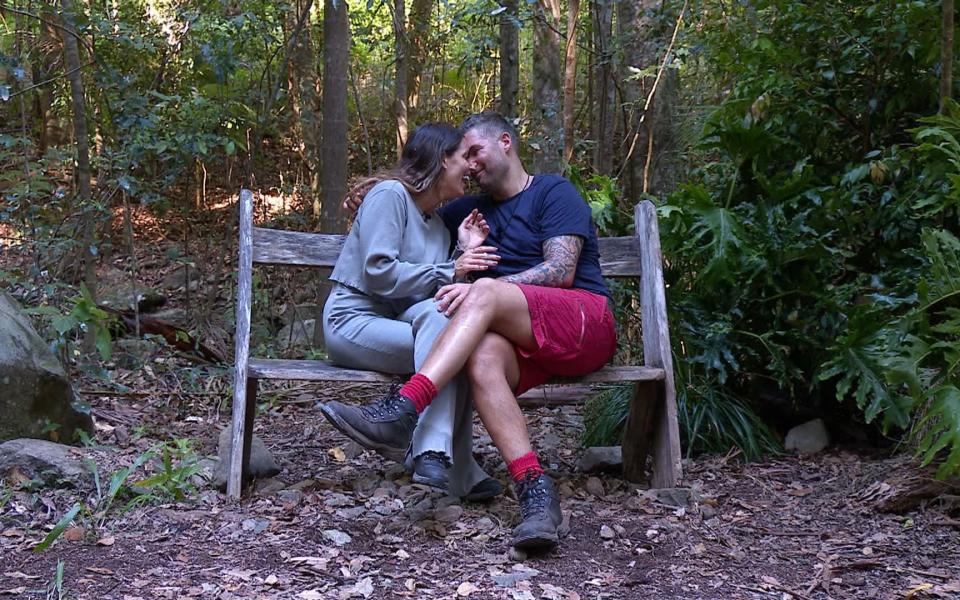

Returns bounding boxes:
[322,111,616,551]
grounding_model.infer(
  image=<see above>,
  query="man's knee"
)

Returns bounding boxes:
[467,335,511,383]
[461,277,502,313]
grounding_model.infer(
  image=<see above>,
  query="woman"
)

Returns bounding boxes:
[322,123,501,500]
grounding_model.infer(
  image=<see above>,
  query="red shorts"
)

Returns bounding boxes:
[513,284,617,395]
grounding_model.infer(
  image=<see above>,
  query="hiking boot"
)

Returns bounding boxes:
[412,451,450,490]
[319,391,417,462]
[464,477,504,502]
[511,473,563,551]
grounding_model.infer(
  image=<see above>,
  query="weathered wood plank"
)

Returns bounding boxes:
[622,380,660,482]
[636,200,682,487]
[251,227,641,277]
[228,189,255,500]
[248,358,664,385]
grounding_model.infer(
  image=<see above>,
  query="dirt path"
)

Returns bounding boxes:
[3,395,959,600]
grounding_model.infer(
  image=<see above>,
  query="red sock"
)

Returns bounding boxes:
[507,452,544,482]
[399,374,437,413]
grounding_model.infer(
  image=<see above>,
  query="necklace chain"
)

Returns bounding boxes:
[491,174,532,236]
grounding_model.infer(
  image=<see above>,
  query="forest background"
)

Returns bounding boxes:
[1,0,959,479]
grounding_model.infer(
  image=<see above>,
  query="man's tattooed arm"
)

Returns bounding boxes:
[499,235,583,287]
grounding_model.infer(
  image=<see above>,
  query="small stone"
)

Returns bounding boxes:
[644,487,698,508]
[255,477,286,495]
[336,507,366,520]
[435,504,463,524]
[321,529,351,546]
[599,525,616,539]
[585,477,605,498]
[212,426,280,490]
[578,446,623,473]
[785,418,830,455]
[557,482,575,498]
[508,547,528,562]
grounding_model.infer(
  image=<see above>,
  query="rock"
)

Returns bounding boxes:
[0,438,90,486]
[150,308,189,328]
[322,529,351,546]
[435,504,463,523]
[255,477,287,495]
[97,267,167,312]
[211,425,281,490]
[585,477,605,498]
[114,339,154,369]
[162,264,199,290]
[0,292,93,442]
[785,418,830,455]
[579,446,622,473]
[599,525,616,539]
[276,319,317,349]
[281,304,322,325]
[643,487,699,508]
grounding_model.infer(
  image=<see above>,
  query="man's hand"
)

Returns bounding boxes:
[435,283,473,316]
[457,208,489,250]
[341,176,381,214]
[454,246,500,281]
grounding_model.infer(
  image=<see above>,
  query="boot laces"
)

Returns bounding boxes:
[517,474,549,518]
[359,387,410,420]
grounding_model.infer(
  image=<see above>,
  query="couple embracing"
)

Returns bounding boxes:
[319,111,616,551]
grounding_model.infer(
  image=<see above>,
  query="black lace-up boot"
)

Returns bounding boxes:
[412,450,450,489]
[319,389,417,462]
[512,472,563,551]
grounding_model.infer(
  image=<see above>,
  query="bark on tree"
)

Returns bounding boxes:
[617,0,679,197]
[499,0,520,118]
[593,0,615,174]
[532,0,563,173]
[942,0,954,114]
[394,0,408,158]
[563,0,580,163]
[321,0,349,232]
[58,0,98,346]
[286,0,321,208]
[406,0,432,124]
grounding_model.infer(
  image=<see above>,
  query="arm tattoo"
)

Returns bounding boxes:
[500,235,583,287]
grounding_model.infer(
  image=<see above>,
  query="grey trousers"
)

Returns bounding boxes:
[323,284,488,496]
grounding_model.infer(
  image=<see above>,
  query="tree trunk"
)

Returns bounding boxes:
[406,0,432,124]
[286,0,321,210]
[321,0,349,232]
[593,0,615,174]
[617,0,679,197]
[563,0,580,163]
[532,0,563,173]
[942,0,954,114]
[394,0,408,158]
[58,0,98,347]
[499,0,520,118]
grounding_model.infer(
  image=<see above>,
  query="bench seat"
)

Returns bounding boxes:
[248,358,666,384]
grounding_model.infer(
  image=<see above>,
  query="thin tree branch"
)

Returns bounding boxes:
[0,3,94,55]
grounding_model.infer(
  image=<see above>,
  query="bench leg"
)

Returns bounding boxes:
[241,377,258,482]
[227,377,258,498]
[622,381,658,483]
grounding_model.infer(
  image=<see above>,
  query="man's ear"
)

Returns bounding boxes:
[500,131,513,155]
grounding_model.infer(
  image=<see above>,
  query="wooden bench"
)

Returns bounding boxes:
[227,189,682,498]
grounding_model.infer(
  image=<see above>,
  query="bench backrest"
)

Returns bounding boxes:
[249,225,643,277]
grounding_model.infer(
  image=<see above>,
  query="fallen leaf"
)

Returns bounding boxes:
[96,536,116,546]
[64,527,84,542]
[298,591,324,600]
[1,587,26,596]
[85,567,114,575]
[328,447,347,462]
[3,572,40,580]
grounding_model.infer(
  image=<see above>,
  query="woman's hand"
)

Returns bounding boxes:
[457,209,489,250]
[454,245,500,281]
[435,283,473,316]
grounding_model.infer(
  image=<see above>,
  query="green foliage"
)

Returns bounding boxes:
[26,283,116,360]
[45,560,68,600]
[33,440,200,552]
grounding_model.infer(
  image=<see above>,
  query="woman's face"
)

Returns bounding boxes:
[438,139,470,200]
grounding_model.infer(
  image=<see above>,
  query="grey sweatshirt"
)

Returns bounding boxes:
[329,180,455,306]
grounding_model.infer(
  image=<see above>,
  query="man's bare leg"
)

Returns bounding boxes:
[467,332,563,551]
[466,332,530,463]
[419,278,536,390]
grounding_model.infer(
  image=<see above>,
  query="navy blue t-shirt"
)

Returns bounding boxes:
[438,174,610,298]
